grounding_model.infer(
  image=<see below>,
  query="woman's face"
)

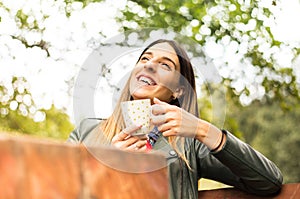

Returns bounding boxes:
[129,42,181,103]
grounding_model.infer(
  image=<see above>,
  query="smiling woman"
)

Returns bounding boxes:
[67,39,283,199]
[130,42,181,102]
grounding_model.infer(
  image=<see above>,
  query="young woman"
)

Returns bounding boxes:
[68,39,283,199]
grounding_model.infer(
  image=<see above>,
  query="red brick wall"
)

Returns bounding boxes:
[1,134,298,199]
[0,135,168,199]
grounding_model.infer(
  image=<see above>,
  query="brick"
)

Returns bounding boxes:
[0,135,169,199]
[0,138,22,199]
[0,135,82,199]
[81,146,169,199]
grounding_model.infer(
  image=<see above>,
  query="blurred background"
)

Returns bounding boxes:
[0,0,299,185]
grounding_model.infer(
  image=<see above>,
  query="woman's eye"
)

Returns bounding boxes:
[161,63,172,70]
[141,56,149,61]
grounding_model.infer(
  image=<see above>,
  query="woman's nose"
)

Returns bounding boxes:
[144,61,157,73]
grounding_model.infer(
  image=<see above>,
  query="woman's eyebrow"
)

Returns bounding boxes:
[143,51,177,68]
[143,52,152,56]
[161,56,176,68]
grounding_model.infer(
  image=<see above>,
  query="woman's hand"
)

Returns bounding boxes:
[111,124,148,152]
[151,97,225,150]
[151,98,201,138]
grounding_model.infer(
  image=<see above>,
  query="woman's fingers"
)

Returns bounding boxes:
[152,98,175,115]
[126,137,139,147]
[135,140,148,152]
[113,131,129,142]
[151,104,166,115]
[151,100,200,138]
[113,136,138,149]
[112,124,142,142]
[127,140,148,151]
[136,140,147,148]
[151,114,167,125]
[112,124,148,151]
[153,97,168,106]
[136,144,147,152]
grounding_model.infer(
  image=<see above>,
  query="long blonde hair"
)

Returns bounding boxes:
[98,39,199,167]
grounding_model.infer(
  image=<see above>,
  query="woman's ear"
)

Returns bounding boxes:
[172,86,185,99]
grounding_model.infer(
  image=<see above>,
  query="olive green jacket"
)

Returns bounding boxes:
[67,118,283,199]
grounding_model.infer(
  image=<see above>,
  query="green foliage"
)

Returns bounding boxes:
[64,0,104,16]
[0,77,34,119]
[200,85,300,183]
[0,77,74,140]
[225,99,300,183]
[66,0,102,7]
[16,9,38,30]
[198,83,243,139]
[0,105,74,140]
[119,0,204,33]
[118,0,300,108]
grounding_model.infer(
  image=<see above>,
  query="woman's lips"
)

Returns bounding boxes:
[137,75,157,86]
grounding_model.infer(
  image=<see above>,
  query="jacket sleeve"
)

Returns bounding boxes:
[66,118,102,143]
[198,130,283,196]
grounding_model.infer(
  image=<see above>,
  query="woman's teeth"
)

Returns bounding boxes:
[139,76,155,85]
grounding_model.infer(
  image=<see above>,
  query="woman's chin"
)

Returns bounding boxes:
[131,91,153,100]
[131,95,153,100]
